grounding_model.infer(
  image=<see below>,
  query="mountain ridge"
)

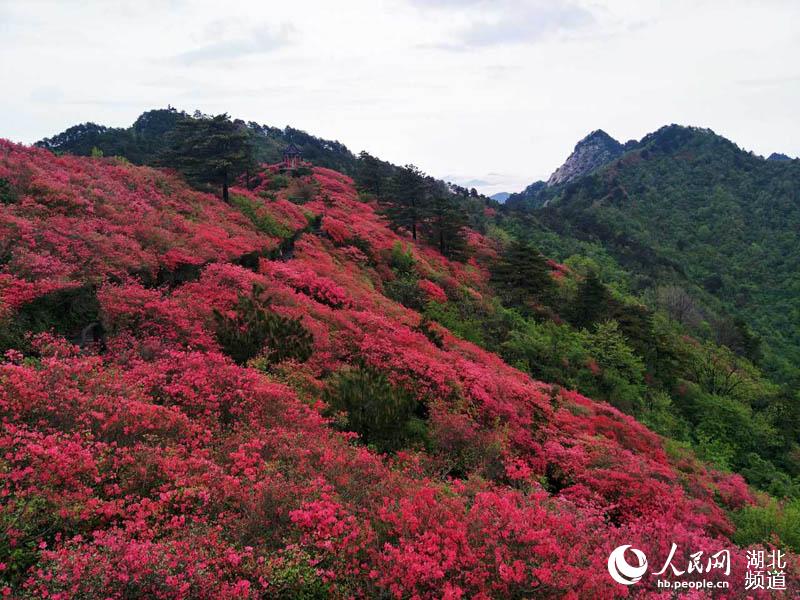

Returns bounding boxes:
[508,124,800,381]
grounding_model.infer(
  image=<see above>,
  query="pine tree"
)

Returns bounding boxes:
[160,113,254,203]
[356,151,392,198]
[569,270,611,329]
[490,240,555,307]
[385,164,428,240]
[426,193,467,259]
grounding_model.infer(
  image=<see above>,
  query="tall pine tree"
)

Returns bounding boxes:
[490,240,555,307]
[425,192,467,259]
[569,270,611,329]
[160,113,254,203]
[356,151,392,198]
[385,164,427,240]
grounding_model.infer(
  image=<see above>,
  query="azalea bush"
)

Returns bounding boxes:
[0,144,797,597]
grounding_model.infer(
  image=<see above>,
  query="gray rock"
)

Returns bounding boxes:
[547,130,623,186]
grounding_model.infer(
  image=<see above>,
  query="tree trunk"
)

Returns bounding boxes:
[222,171,229,203]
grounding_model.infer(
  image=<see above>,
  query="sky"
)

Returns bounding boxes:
[1,0,799,195]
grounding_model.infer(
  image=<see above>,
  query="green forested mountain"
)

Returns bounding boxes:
[36,107,358,174]
[508,125,800,382]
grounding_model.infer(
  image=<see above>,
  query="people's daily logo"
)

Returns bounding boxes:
[607,543,786,591]
[607,545,648,585]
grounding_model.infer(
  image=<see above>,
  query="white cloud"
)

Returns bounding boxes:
[0,0,799,194]
[173,23,295,65]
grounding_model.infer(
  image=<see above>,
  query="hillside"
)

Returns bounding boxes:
[36,107,358,175]
[508,125,800,381]
[1,140,796,597]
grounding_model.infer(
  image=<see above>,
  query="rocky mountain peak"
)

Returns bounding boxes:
[546,129,624,186]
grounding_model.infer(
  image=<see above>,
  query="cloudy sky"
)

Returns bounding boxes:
[1,0,798,195]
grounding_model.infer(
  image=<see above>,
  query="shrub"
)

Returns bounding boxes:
[389,241,415,275]
[0,177,16,204]
[214,285,313,366]
[266,550,330,599]
[324,366,426,453]
[286,179,317,204]
[384,275,425,311]
[267,173,290,191]
[1,286,101,355]
[230,194,292,239]
[290,166,313,177]
[732,499,800,552]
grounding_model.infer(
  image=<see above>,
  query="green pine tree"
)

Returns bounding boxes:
[490,240,555,307]
[569,270,611,329]
[160,113,254,203]
[426,194,467,259]
[385,164,427,240]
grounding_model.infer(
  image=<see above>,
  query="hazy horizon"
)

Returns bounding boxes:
[2,0,798,195]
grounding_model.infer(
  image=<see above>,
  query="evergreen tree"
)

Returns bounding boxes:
[426,192,467,259]
[385,164,427,240]
[356,151,392,198]
[160,113,254,203]
[569,270,611,329]
[490,240,555,307]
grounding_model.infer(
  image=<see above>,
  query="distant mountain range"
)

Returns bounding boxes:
[508,124,800,380]
[489,192,510,203]
[510,127,796,208]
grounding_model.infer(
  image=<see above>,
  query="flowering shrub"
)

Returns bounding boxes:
[418,279,448,303]
[0,142,797,598]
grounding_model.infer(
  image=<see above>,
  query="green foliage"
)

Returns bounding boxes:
[389,241,415,275]
[266,550,330,599]
[384,275,425,311]
[424,194,468,259]
[0,286,101,355]
[230,194,291,238]
[36,108,359,175]
[732,499,800,552]
[490,240,555,309]
[424,294,488,346]
[289,165,313,177]
[160,113,255,202]
[324,366,426,453]
[385,164,427,240]
[355,151,393,197]
[0,495,75,589]
[569,270,612,329]
[640,390,691,441]
[579,320,646,414]
[266,174,290,190]
[286,179,318,204]
[523,126,800,382]
[214,286,313,367]
[0,178,16,204]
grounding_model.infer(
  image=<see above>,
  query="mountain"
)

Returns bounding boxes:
[507,130,633,208]
[546,129,628,186]
[36,107,358,175]
[489,191,510,202]
[3,138,794,596]
[768,152,793,161]
[510,124,800,381]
